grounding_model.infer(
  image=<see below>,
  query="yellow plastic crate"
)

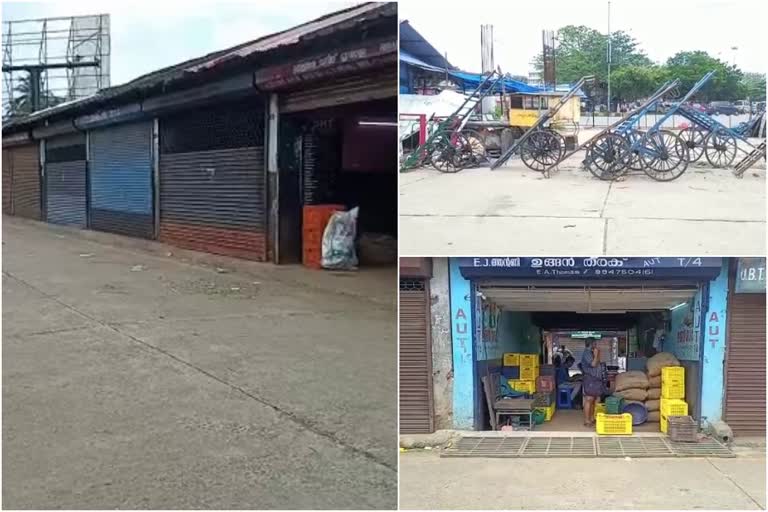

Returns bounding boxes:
[596,413,633,435]
[596,402,606,415]
[519,354,539,367]
[520,365,539,380]
[509,379,536,394]
[660,398,688,418]
[535,403,556,421]
[662,366,685,382]
[502,353,520,366]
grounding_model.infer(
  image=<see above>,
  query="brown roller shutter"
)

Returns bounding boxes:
[2,149,11,214]
[399,278,434,434]
[280,70,397,113]
[725,264,766,436]
[11,144,41,220]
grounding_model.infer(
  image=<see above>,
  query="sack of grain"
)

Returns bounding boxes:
[647,410,660,422]
[646,352,680,377]
[614,388,648,401]
[615,370,649,391]
[645,399,660,412]
[649,375,661,387]
[647,388,661,400]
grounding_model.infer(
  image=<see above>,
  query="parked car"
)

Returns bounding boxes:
[734,100,751,114]
[684,102,708,113]
[707,101,740,116]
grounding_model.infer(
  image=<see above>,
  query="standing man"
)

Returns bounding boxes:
[580,338,602,426]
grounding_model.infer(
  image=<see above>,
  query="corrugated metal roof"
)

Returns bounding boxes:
[3,2,395,134]
[186,2,390,73]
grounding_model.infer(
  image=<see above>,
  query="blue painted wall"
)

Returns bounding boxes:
[449,259,475,429]
[700,261,729,425]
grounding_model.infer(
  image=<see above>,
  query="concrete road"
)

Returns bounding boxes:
[2,217,397,509]
[400,158,765,255]
[399,449,767,510]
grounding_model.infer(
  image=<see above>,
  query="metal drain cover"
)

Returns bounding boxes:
[441,435,735,458]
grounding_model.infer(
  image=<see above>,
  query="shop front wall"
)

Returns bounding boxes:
[699,260,729,425]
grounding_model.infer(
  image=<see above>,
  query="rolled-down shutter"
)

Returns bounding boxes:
[399,278,434,434]
[159,99,267,261]
[2,150,10,214]
[89,121,154,238]
[11,143,42,220]
[280,69,396,113]
[45,134,87,227]
[725,290,766,436]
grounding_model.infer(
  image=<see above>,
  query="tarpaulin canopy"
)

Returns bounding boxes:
[447,71,543,94]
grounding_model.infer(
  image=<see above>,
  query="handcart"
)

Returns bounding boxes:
[489,75,594,173]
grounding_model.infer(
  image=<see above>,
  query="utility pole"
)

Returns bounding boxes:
[607,0,612,115]
[480,24,495,119]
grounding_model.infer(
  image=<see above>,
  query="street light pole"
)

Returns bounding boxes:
[607,0,612,115]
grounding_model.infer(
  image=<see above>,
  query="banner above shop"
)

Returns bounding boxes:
[457,257,723,280]
[735,257,766,293]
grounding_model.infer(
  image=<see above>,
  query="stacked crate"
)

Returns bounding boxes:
[660,366,687,434]
[302,204,344,269]
[503,352,541,402]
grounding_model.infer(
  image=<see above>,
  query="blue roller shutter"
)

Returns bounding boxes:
[89,121,154,238]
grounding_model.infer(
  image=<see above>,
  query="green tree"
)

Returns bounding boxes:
[610,65,666,102]
[8,73,66,118]
[664,51,743,101]
[532,25,651,87]
[741,72,766,101]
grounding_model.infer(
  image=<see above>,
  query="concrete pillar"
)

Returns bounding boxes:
[700,260,729,426]
[449,258,476,429]
[430,258,453,429]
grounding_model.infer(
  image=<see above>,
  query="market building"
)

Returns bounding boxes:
[2,2,397,266]
[399,257,766,437]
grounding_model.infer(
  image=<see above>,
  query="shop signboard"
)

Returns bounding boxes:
[457,257,722,280]
[734,257,766,293]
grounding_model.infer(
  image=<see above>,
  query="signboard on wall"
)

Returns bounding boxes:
[457,257,723,280]
[735,257,766,293]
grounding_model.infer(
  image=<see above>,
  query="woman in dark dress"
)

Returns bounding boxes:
[580,338,602,426]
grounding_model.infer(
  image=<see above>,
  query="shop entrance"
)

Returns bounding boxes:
[277,96,397,266]
[474,284,704,432]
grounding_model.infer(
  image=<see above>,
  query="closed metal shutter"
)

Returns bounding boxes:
[10,143,42,220]
[45,134,87,227]
[725,274,766,435]
[400,278,435,433]
[2,149,11,214]
[159,99,267,260]
[280,70,397,113]
[89,121,154,238]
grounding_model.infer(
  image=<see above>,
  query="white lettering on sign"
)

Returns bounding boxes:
[740,266,765,282]
[583,257,625,267]
[472,257,521,267]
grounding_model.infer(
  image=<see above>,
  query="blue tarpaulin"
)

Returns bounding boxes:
[447,70,543,94]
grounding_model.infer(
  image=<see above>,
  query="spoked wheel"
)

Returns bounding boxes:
[679,126,707,163]
[520,130,564,172]
[640,130,690,181]
[456,129,487,168]
[585,132,632,180]
[624,132,648,171]
[704,129,738,168]
[430,143,461,173]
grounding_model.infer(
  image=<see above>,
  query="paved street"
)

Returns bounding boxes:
[399,448,767,510]
[2,217,397,509]
[400,155,765,255]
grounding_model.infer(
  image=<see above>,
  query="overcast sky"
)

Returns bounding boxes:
[401,0,765,76]
[2,0,357,86]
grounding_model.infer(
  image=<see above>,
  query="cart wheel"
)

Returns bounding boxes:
[704,130,738,168]
[679,126,707,163]
[623,131,648,171]
[585,133,631,180]
[430,144,461,173]
[457,129,487,168]
[641,130,690,181]
[520,130,564,172]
